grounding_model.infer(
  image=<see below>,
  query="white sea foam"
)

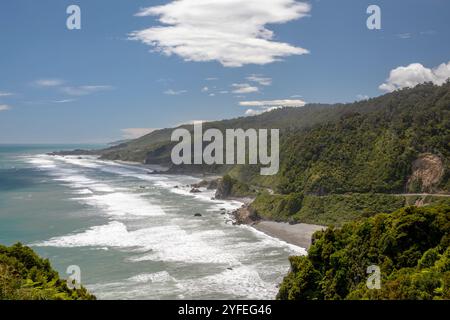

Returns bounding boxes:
[71,188,94,195]
[128,271,174,283]
[32,155,242,211]
[27,156,57,169]
[154,180,244,213]
[26,155,166,217]
[75,192,165,217]
[57,156,101,168]
[25,153,306,299]
[176,265,278,299]
[37,221,238,264]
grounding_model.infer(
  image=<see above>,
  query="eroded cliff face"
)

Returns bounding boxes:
[407,153,445,193]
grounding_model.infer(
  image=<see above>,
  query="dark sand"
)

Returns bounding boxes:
[253,221,325,249]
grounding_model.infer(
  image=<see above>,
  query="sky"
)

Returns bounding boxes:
[0,0,449,143]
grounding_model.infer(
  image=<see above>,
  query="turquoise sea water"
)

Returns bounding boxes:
[0,145,304,299]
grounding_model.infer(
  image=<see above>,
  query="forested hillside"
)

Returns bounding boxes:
[102,82,449,194]
[247,82,450,224]
[99,82,450,225]
[277,82,450,195]
[277,204,450,300]
[100,98,395,164]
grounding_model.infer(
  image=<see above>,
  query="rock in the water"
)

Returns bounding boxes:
[190,188,201,193]
[191,180,209,189]
[194,213,202,217]
[206,179,219,190]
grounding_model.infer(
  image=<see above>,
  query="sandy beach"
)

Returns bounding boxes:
[253,221,325,249]
[231,204,325,249]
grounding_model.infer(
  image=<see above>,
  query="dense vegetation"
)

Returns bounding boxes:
[102,82,449,195]
[0,243,95,300]
[99,103,347,164]
[278,204,450,300]
[250,192,450,226]
[89,82,450,228]
[215,174,256,199]
[251,192,410,226]
[277,82,450,195]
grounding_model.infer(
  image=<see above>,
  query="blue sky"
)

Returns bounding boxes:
[0,0,449,143]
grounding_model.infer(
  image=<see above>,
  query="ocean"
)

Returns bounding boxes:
[0,145,305,300]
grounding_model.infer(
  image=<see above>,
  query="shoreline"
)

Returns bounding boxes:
[252,221,325,250]
[111,159,326,249]
[230,203,325,249]
[50,154,325,250]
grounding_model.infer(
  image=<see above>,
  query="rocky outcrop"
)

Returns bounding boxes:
[407,154,445,193]
[215,175,255,199]
[232,205,260,225]
[191,179,219,190]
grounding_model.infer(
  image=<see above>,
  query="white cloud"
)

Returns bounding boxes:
[121,128,157,139]
[34,79,65,87]
[164,89,187,95]
[156,78,174,84]
[420,30,436,36]
[240,99,306,116]
[396,33,412,39]
[356,94,369,101]
[0,104,11,111]
[244,106,280,116]
[290,94,303,98]
[52,99,76,104]
[246,74,272,86]
[244,108,261,116]
[33,79,113,97]
[176,119,211,127]
[61,85,113,96]
[231,83,259,94]
[205,77,218,81]
[0,92,13,97]
[131,0,310,67]
[201,86,209,92]
[239,99,306,107]
[380,61,450,92]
